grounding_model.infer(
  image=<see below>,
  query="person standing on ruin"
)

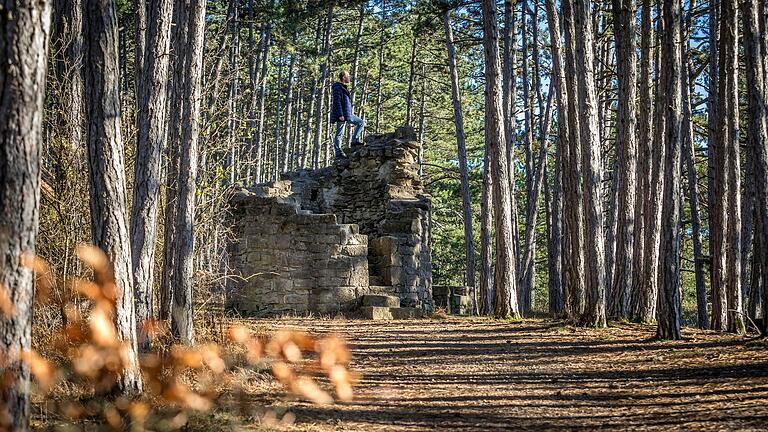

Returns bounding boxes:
[331,70,365,159]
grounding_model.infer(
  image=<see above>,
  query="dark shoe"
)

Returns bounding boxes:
[335,150,347,160]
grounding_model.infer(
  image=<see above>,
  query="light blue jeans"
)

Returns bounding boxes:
[334,114,365,156]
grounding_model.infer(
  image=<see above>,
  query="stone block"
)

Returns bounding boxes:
[360,294,400,308]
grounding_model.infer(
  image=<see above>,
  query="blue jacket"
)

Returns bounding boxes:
[331,81,353,122]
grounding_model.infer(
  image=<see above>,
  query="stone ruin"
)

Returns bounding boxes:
[226,128,434,318]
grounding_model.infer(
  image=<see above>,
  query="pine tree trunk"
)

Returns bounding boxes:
[481,0,520,319]
[83,0,142,392]
[130,0,173,351]
[0,1,51,428]
[350,3,365,106]
[744,0,768,330]
[544,0,568,316]
[226,0,240,184]
[682,0,708,329]
[171,0,207,345]
[282,52,297,174]
[313,5,333,168]
[562,0,586,321]
[520,92,554,315]
[573,0,606,327]
[608,0,638,321]
[480,148,494,315]
[630,0,654,323]
[52,0,84,149]
[656,0,684,340]
[375,0,385,133]
[443,10,477,291]
[712,0,745,333]
[253,24,272,181]
[405,30,418,128]
[636,5,665,324]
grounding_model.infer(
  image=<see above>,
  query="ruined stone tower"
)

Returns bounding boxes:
[226,129,433,317]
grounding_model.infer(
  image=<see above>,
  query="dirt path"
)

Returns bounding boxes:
[247,317,768,431]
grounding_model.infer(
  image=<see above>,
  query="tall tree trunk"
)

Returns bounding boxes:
[520,92,554,315]
[130,0,173,351]
[608,0,637,321]
[544,0,568,316]
[519,0,535,314]
[273,49,284,179]
[52,0,84,149]
[253,24,272,182]
[171,0,207,345]
[160,0,190,322]
[313,5,333,168]
[573,0,607,327]
[744,0,768,330]
[682,0,708,329]
[630,0,654,323]
[562,0,586,321]
[83,0,142,392]
[443,10,477,293]
[375,0,385,133]
[226,0,240,184]
[480,149,494,315]
[481,0,521,319]
[0,1,51,428]
[350,3,365,106]
[282,52,297,174]
[656,0,684,340]
[636,4,665,323]
[712,0,745,333]
[405,29,418,128]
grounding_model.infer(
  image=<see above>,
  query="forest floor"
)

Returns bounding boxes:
[234,316,768,431]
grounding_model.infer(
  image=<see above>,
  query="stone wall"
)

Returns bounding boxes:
[226,129,433,316]
[226,195,370,316]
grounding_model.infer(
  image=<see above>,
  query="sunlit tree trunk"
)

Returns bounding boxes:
[171,0,207,345]
[562,0,586,321]
[481,0,520,319]
[573,0,606,327]
[130,0,173,351]
[83,0,142,391]
[443,10,477,291]
[0,1,51,428]
[608,0,637,321]
[682,0,708,329]
[744,0,768,331]
[545,0,568,316]
[656,0,684,340]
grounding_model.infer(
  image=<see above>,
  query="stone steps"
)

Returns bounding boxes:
[368,285,396,295]
[359,294,400,308]
[359,306,423,320]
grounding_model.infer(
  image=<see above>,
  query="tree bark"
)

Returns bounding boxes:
[744,0,767,331]
[573,0,606,327]
[312,5,333,168]
[561,0,586,321]
[130,0,173,351]
[630,0,654,323]
[682,0,708,329]
[171,0,207,345]
[656,0,684,340]
[350,3,365,106]
[544,0,568,316]
[253,24,272,181]
[481,0,521,319]
[608,0,637,321]
[0,1,51,428]
[83,0,142,392]
[711,0,745,333]
[443,11,477,291]
[375,0,385,133]
[405,29,418,128]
